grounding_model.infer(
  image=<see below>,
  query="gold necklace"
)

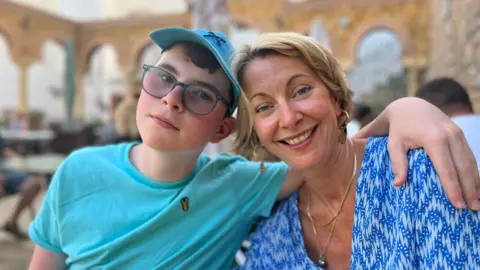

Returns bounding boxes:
[306,139,357,268]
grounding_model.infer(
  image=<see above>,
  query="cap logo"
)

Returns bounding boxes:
[204,31,226,47]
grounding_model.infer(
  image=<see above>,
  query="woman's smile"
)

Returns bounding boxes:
[278,125,318,151]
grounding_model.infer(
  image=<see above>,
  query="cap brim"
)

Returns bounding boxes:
[149,27,240,114]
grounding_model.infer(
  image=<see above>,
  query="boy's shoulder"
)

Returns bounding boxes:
[199,152,261,173]
[55,143,133,183]
[63,143,131,165]
[50,143,135,200]
[196,152,287,182]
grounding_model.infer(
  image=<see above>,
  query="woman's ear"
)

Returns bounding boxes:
[332,96,343,117]
[210,116,237,143]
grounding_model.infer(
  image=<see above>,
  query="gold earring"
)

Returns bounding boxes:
[253,145,265,173]
[338,111,349,144]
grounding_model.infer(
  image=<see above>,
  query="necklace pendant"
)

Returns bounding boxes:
[317,254,328,268]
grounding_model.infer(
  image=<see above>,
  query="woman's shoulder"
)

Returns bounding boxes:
[353,137,480,268]
[363,136,434,178]
[357,136,437,206]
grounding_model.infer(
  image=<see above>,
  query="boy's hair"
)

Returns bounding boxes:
[162,41,232,106]
[415,77,473,116]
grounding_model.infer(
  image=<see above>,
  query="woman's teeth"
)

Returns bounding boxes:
[284,129,313,145]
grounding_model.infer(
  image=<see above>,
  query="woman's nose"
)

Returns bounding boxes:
[279,104,303,128]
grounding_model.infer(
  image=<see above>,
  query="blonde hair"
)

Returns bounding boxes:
[232,32,353,159]
[114,94,140,139]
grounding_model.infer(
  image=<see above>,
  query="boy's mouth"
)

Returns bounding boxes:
[150,115,179,130]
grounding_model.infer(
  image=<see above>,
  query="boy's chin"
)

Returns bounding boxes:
[141,137,206,154]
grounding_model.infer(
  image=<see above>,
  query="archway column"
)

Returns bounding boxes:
[18,62,28,112]
[74,67,86,120]
[406,67,420,96]
[403,56,427,96]
[12,57,34,113]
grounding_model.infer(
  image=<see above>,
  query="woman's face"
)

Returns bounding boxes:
[242,54,342,169]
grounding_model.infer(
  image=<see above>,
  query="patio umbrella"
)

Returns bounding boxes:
[64,38,76,131]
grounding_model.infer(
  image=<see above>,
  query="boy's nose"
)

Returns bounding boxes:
[161,86,185,113]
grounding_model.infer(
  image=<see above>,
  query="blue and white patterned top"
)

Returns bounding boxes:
[241,137,480,269]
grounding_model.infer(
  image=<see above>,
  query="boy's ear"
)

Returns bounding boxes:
[210,116,237,143]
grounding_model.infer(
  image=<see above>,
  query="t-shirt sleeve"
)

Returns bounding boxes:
[29,162,66,254]
[409,149,480,267]
[228,157,288,219]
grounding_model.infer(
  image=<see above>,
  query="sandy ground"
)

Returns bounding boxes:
[0,193,45,270]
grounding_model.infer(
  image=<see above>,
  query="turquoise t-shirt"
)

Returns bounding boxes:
[29,143,288,269]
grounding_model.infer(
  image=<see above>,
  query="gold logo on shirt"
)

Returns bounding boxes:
[181,197,189,212]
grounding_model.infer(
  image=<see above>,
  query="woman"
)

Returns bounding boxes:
[232,33,480,268]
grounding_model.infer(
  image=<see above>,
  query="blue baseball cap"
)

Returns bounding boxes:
[149,27,241,115]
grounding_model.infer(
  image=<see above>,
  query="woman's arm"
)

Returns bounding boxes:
[354,97,480,210]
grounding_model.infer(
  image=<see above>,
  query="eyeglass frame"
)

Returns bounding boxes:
[141,64,232,115]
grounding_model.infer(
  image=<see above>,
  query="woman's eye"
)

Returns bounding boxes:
[293,86,312,98]
[255,105,270,113]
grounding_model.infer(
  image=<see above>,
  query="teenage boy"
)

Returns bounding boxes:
[29,28,300,269]
[28,27,480,269]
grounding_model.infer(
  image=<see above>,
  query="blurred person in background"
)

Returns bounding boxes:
[0,134,43,240]
[113,93,141,143]
[354,103,374,128]
[9,111,29,131]
[416,77,480,168]
[347,103,374,137]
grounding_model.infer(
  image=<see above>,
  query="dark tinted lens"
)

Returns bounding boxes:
[143,68,175,97]
[184,85,217,114]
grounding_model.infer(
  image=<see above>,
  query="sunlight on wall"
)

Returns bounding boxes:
[0,35,18,111]
[27,40,66,121]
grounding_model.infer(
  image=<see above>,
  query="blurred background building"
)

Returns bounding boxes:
[429,0,480,110]
[2,1,479,268]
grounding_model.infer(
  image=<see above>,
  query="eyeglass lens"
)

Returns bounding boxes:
[143,67,219,115]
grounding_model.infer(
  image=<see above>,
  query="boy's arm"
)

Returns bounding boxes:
[29,246,66,270]
[355,97,480,210]
[277,168,303,201]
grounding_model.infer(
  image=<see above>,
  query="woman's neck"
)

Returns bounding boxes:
[130,144,203,182]
[302,139,366,206]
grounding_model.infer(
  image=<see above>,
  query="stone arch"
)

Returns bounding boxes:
[347,18,412,60]
[231,14,263,31]
[27,39,68,121]
[81,41,120,121]
[39,37,66,49]
[0,23,18,111]
[131,38,156,68]
[0,22,15,57]
[81,41,118,74]
[294,18,333,53]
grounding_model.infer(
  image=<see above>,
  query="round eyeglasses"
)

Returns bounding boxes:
[141,64,230,115]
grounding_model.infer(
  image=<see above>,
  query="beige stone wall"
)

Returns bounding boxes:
[9,0,59,14]
[428,0,480,112]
